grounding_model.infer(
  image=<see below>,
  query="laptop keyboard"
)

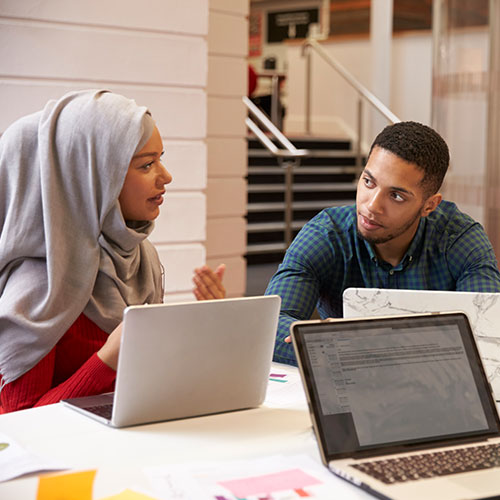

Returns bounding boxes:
[85,403,113,420]
[352,443,500,484]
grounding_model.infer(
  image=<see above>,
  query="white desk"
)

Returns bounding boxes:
[0,363,372,499]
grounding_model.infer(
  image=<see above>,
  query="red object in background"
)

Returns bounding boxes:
[249,12,262,57]
[248,64,258,96]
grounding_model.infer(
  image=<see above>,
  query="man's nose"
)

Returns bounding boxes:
[367,189,384,214]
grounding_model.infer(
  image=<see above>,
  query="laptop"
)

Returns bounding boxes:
[343,288,500,401]
[291,312,500,500]
[62,295,281,427]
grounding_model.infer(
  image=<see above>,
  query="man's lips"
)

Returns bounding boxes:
[358,213,383,230]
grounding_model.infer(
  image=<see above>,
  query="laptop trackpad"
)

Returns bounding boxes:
[450,469,500,495]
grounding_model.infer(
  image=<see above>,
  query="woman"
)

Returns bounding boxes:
[0,89,224,413]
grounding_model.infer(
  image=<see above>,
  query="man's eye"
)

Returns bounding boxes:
[363,177,374,187]
[392,192,405,202]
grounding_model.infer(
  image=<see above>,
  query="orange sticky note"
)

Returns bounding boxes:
[37,469,96,500]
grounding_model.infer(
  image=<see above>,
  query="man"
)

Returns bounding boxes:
[265,121,500,366]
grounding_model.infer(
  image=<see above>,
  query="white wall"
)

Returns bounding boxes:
[0,0,247,302]
[285,31,433,147]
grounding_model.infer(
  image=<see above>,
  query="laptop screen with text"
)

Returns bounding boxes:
[292,313,500,460]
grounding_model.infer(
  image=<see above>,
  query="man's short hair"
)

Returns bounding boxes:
[369,121,449,196]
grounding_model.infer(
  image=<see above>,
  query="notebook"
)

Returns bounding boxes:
[291,312,500,500]
[343,288,500,401]
[62,295,281,427]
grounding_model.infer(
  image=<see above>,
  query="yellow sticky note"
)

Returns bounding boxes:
[37,469,96,500]
[100,490,158,500]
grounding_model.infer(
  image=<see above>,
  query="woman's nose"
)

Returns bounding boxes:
[157,163,172,187]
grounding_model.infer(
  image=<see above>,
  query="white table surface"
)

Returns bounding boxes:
[0,363,373,499]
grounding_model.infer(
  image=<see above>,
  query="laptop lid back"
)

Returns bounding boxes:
[342,288,500,399]
[291,313,500,465]
[112,295,281,427]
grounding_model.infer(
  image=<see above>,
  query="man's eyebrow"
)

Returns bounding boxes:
[363,168,415,196]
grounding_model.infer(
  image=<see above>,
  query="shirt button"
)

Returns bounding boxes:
[409,256,413,262]
[389,270,394,275]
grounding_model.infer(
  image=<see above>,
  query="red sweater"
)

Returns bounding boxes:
[0,314,116,413]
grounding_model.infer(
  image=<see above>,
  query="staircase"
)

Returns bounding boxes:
[246,136,362,265]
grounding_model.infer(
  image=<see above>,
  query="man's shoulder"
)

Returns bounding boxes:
[292,204,357,251]
[316,204,357,229]
[427,200,478,243]
[429,200,475,226]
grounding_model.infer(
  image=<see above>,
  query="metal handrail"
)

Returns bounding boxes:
[244,96,309,247]
[302,37,401,168]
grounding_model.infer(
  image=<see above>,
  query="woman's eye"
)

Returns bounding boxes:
[140,161,154,171]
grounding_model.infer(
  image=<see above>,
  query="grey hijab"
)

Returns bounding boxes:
[0,89,163,385]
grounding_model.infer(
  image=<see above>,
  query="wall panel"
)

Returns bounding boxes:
[206,0,248,297]
[207,137,247,178]
[0,21,207,87]
[150,193,206,244]
[0,0,208,35]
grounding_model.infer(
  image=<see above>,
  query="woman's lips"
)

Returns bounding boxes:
[148,193,164,206]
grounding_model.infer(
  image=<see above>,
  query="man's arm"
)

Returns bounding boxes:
[449,223,500,292]
[265,263,320,365]
[265,218,336,366]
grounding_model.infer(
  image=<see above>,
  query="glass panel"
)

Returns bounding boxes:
[432,0,489,224]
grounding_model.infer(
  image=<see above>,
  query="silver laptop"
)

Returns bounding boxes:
[343,288,500,400]
[62,295,281,427]
[291,312,500,500]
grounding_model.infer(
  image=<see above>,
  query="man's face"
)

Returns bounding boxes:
[356,146,434,247]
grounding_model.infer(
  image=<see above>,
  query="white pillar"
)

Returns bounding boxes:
[370,0,393,140]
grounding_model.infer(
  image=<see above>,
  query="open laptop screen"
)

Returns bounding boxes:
[291,313,500,461]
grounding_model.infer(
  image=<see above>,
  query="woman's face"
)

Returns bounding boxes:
[119,126,172,221]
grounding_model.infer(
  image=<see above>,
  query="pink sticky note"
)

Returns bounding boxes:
[218,468,321,497]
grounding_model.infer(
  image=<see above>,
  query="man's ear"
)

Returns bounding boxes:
[421,192,442,217]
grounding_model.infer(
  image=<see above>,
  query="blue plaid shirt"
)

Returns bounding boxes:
[265,201,500,365]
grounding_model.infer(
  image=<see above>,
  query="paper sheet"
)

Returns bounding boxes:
[0,432,68,483]
[145,454,372,500]
[99,489,158,500]
[264,367,308,409]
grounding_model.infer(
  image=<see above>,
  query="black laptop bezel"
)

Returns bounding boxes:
[291,312,500,464]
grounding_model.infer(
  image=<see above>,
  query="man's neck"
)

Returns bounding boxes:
[374,226,419,267]
[374,244,408,267]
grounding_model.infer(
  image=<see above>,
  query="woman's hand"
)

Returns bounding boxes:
[97,322,123,371]
[192,264,226,300]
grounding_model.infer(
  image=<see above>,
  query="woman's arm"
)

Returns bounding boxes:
[1,317,120,413]
[1,350,116,413]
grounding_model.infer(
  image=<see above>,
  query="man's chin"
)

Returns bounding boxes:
[356,227,390,245]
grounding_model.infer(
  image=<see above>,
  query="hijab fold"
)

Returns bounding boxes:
[0,90,163,385]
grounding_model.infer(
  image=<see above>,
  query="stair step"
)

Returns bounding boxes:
[248,149,358,158]
[248,166,359,175]
[246,242,287,255]
[249,156,361,167]
[248,182,357,193]
[247,137,351,150]
[247,200,352,212]
[246,134,358,264]
[247,221,309,232]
